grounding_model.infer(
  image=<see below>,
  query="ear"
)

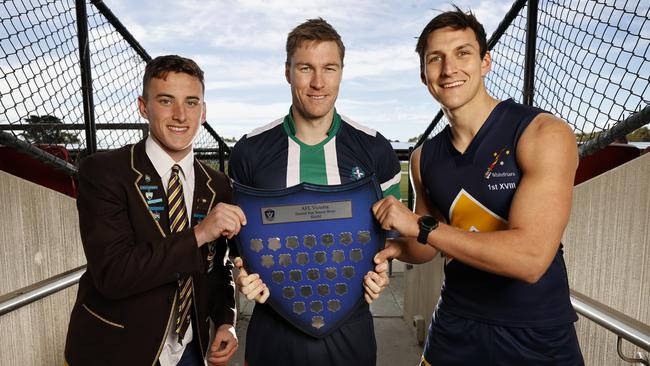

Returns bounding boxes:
[285,63,291,84]
[420,70,427,86]
[137,96,148,119]
[480,51,492,77]
[201,101,207,123]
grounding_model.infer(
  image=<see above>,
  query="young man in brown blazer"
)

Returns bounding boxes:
[65,55,246,366]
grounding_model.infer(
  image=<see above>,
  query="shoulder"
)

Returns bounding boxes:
[232,117,286,156]
[78,144,132,177]
[518,113,577,169]
[339,115,392,150]
[524,113,575,142]
[339,114,378,137]
[243,117,285,140]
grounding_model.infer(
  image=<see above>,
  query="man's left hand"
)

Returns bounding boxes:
[363,253,390,304]
[207,324,238,366]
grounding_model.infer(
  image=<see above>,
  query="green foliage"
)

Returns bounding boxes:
[408,135,422,143]
[627,127,650,142]
[21,115,80,144]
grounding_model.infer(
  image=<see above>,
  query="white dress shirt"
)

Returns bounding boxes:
[145,137,204,366]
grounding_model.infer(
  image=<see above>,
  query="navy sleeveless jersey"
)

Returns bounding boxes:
[420,99,577,327]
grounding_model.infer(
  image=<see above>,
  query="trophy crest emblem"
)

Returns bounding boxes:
[233,175,384,338]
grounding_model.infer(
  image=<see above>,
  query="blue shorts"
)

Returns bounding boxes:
[421,308,584,366]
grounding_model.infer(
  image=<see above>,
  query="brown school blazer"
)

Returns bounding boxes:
[65,140,236,366]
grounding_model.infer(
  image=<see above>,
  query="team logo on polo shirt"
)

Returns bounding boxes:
[484,147,511,179]
[350,166,365,180]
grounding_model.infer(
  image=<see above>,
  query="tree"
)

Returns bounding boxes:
[408,134,423,143]
[21,115,80,145]
[627,127,650,142]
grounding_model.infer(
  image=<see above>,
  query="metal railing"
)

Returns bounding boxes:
[2,267,649,365]
[571,290,650,365]
[0,266,86,316]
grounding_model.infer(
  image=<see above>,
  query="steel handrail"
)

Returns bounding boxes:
[0,266,86,316]
[571,289,650,364]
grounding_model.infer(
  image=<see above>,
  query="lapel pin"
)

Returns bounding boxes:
[144,174,151,183]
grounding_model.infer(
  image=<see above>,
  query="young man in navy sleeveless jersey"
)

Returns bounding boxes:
[228,18,401,366]
[372,7,584,365]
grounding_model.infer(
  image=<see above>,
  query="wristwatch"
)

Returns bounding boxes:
[417,215,438,244]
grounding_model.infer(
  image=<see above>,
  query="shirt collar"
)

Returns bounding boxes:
[145,136,194,179]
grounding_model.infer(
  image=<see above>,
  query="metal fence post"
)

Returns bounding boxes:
[523,0,538,106]
[76,0,97,155]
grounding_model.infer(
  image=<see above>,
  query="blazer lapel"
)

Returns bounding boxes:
[191,159,216,226]
[130,140,169,237]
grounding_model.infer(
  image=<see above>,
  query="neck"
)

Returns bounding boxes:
[151,135,191,162]
[291,106,335,145]
[444,92,500,153]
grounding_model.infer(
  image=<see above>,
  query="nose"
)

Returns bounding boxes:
[310,70,325,89]
[441,57,458,76]
[171,101,186,122]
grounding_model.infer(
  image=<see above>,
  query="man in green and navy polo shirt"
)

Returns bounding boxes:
[228,18,401,366]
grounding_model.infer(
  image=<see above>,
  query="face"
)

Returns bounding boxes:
[285,40,342,123]
[421,27,491,112]
[138,72,206,161]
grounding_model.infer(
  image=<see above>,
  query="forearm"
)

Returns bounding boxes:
[389,237,438,264]
[426,224,558,283]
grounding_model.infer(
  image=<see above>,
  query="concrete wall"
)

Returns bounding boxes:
[402,153,650,363]
[402,255,444,344]
[563,152,650,365]
[0,170,85,365]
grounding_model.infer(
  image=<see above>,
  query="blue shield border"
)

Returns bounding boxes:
[233,175,385,338]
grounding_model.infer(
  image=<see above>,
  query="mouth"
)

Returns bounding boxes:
[441,80,466,88]
[167,125,189,133]
[308,95,327,100]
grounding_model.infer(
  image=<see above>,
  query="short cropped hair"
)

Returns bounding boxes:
[142,55,205,99]
[415,5,488,75]
[286,18,345,66]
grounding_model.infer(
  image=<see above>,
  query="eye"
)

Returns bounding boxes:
[428,55,442,63]
[325,66,338,72]
[158,97,172,105]
[186,100,199,107]
[299,66,311,72]
[458,50,470,57]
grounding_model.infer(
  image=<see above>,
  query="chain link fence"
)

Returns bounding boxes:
[1,0,648,174]
[0,0,228,173]
[419,0,649,156]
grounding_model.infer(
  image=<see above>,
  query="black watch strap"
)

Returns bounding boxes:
[417,215,438,244]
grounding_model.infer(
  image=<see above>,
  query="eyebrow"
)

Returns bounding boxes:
[295,61,341,68]
[155,93,201,100]
[426,43,476,56]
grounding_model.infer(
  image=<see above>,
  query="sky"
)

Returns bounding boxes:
[101,0,516,142]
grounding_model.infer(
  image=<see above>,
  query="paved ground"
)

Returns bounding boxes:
[229,269,423,366]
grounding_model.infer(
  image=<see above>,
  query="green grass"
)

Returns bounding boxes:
[399,161,409,202]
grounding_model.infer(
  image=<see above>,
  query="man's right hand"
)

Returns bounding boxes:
[194,203,246,246]
[234,257,270,303]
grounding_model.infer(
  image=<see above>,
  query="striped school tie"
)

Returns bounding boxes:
[167,164,193,340]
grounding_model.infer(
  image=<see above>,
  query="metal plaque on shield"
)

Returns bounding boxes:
[233,175,385,338]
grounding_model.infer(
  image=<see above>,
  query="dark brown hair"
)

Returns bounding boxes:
[142,55,205,99]
[415,5,487,75]
[286,18,345,66]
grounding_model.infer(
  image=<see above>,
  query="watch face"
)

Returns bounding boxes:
[419,216,436,229]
